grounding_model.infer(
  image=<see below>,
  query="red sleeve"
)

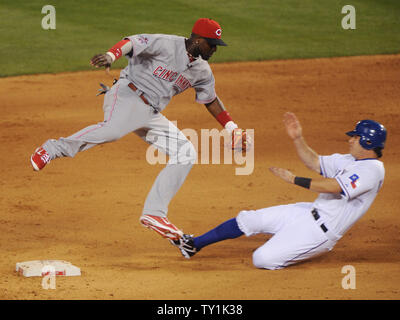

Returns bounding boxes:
[108,39,131,60]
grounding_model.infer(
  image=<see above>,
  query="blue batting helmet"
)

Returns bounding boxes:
[346,120,387,150]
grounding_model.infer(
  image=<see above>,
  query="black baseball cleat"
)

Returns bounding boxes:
[178,234,199,259]
[169,238,181,247]
[169,234,199,259]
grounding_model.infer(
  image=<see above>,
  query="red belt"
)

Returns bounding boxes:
[128,83,150,105]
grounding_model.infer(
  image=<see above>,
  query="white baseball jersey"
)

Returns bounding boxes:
[236,153,385,269]
[119,34,217,111]
[315,153,385,238]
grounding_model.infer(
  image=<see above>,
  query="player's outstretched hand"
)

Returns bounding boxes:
[283,112,302,141]
[90,54,112,73]
[269,167,295,184]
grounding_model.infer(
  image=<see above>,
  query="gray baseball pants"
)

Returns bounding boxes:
[42,78,197,217]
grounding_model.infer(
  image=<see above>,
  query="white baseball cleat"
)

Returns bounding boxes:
[139,214,184,241]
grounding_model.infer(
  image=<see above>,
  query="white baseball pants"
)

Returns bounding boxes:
[236,202,338,270]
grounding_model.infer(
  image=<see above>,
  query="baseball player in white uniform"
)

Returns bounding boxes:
[175,112,387,270]
[30,18,249,242]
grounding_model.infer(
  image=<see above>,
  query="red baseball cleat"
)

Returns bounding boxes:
[30,147,50,171]
[139,215,183,241]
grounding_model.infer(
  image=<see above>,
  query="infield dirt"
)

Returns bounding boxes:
[1,54,399,299]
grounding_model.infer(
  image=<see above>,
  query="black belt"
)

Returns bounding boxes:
[311,208,328,233]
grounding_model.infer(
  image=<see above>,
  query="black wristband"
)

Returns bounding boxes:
[294,176,312,189]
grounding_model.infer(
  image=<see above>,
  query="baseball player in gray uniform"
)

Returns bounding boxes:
[30,18,249,242]
[175,112,387,270]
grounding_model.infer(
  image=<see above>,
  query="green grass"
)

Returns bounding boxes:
[0,0,399,76]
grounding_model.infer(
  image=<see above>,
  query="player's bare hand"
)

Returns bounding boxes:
[90,54,112,71]
[269,167,295,184]
[283,112,302,141]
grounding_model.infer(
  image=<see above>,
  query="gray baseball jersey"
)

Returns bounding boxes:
[41,33,219,218]
[120,34,217,111]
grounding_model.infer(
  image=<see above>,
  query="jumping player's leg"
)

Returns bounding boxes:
[37,79,150,161]
[136,115,197,218]
[135,115,197,240]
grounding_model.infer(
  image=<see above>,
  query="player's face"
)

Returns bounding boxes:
[198,39,217,60]
[348,135,365,158]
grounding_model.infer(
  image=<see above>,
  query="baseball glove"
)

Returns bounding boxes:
[232,128,252,151]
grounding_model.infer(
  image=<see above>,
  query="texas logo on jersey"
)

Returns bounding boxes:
[349,174,360,189]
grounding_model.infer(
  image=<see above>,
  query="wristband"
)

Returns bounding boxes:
[216,110,233,127]
[294,177,311,189]
[106,52,116,62]
[107,39,131,62]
